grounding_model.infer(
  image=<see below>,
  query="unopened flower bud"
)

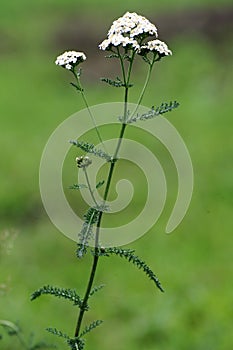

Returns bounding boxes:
[75,156,92,168]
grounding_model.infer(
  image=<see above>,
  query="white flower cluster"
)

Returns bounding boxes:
[55,51,86,70]
[139,40,172,56]
[99,12,158,51]
[108,11,158,38]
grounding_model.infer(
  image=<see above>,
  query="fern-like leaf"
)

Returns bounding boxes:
[79,320,103,338]
[96,180,105,189]
[47,329,84,350]
[69,184,88,190]
[77,205,109,258]
[77,207,101,258]
[101,77,124,87]
[127,101,180,124]
[46,328,70,340]
[103,248,164,292]
[70,140,112,162]
[105,54,119,59]
[31,286,84,308]
[89,284,105,297]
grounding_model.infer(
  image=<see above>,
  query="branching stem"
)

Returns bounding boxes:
[74,49,134,339]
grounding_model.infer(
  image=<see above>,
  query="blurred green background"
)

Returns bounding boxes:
[1,0,233,349]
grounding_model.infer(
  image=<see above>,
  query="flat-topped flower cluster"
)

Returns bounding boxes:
[99,12,172,58]
[55,51,86,70]
[55,12,172,71]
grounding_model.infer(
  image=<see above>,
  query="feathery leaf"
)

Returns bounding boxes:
[96,180,105,189]
[70,140,112,162]
[31,286,84,308]
[89,284,105,297]
[79,320,103,338]
[127,101,180,124]
[69,184,88,190]
[46,328,70,340]
[103,248,164,292]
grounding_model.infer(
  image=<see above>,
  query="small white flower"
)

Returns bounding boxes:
[99,34,139,51]
[107,12,158,38]
[55,51,86,70]
[99,12,158,51]
[139,40,172,57]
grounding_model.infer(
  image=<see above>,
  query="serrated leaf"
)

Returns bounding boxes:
[69,184,88,190]
[89,284,105,297]
[70,140,112,162]
[100,77,124,87]
[96,180,105,189]
[103,248,164,292]
[79,320,103,338]
[105,54,119,59]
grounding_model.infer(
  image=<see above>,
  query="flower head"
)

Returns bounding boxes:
[99,35,139,51]
[99,12,158,51]
[139,40,172,57]
[108,12,158,38]
[55,51,86,70]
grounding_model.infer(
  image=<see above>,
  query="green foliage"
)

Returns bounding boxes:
[125,101,180,123]
[77,206,101,258]
[101,247,164,292]
[67,337,85,350]
[69,184,88,190]
[105,54,119,59]
[46,328,85,350]
[70,82,83,93]
[89,284,105,297]
[70,140,112,162]
[31,286,84,308]
[95,180,105,189]
[46,327,69,340]
[101,77,124,87]
[100,77,133,88]
[79,320,103,338]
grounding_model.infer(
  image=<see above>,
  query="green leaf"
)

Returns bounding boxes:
[100,77,133,88]
[69,184,88,190]
[89,284,105,297]
[70,140,112,162]
[127,101,180,124]
[79,320,103,338]
[103,248,164,292]
[46,328,70,340]
[101,77,124,87]
[96,180,105,189]
[31,286,84,308]
[105,54,119,59]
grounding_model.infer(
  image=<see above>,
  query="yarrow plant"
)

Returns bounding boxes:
[32,12,180,350]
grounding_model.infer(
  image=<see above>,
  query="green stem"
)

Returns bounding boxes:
[131,62,154,119]
[74,49,134,340]
[83,167,98,207]
[136,62,153,108]
[73,71,107,153]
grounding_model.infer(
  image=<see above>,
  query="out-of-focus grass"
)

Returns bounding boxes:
[1,1,233,349]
